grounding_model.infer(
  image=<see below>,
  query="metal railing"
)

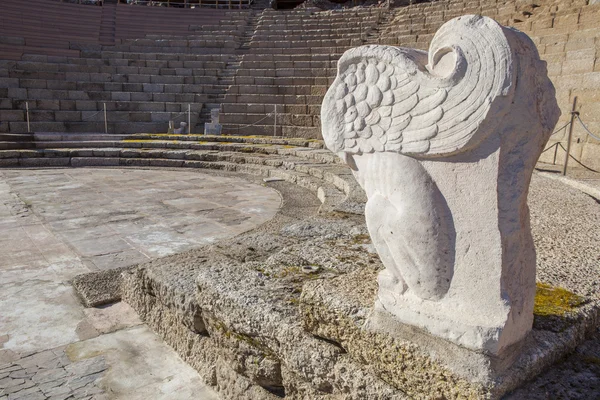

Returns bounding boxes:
[22,101,198,135]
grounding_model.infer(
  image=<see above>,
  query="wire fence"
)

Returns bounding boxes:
[540,98,600,175]
[22,101,198,134]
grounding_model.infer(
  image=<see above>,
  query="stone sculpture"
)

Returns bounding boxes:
[321,15,560,355]
[174,121,188,134]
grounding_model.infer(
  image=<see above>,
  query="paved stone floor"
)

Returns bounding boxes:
[0,167,282,400]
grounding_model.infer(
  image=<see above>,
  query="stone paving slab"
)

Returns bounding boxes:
[0,167,282,399]
[0,168,281,270]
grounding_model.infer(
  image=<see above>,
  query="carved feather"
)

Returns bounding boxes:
[321,15,516,158]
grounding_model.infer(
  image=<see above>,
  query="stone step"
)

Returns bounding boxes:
[226,84,328,96]
[4,93,207,109]
[100,44,240,54]
[4,72,228,86]
[223,93,323,104]
[235,67,337,77]
[249,39,362,48]
[250,33,367,41]
[117,36,244,46]
[222,92,324,104]
[16,109,203,122]
[3,63,228,77]
[250,27,368,36]
[232,76,334,86]
[88,51,238,62]
[6,121,203,134]
[220,112,319,127]
[221,123,320,138]
[254,22,378,31]
[241,53,342,62]
[0,141,35,150]
[257,16,380,24]
[5,85,217,101]
[2,73,226,88]
[221,103,320,115]
[243,46,353,55]
[0,133,34,141]
[2,59,228,72]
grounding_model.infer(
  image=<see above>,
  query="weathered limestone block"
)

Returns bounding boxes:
[321,15,560,355]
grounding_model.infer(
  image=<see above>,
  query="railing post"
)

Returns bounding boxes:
[26,101,31,132]
[104,103,108,134]
[273,104,277,137]
[188,104,191,134]
[562,96,578,176]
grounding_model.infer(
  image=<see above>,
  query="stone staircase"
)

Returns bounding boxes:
[196,11,261,131]
[218,8,382,138]
[99,0,118,46]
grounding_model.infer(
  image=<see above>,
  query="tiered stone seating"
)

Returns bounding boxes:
[1,0,598,168]
[0,0,102,59]
[0,133,365,213]
[114,6,247,39]
[0,0,251,134]
[219,8,384,138]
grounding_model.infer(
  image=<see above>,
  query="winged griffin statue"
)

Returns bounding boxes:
[321,15,559,353]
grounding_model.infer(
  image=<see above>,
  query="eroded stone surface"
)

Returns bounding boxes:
[122,174,599,400]
[321,15,560,355]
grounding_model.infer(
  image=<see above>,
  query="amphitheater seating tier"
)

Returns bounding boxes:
[0,0,250,133]
[0,133,366,214]
[0,0,599,168]
[218,8,383,137]
[373,0,600,169]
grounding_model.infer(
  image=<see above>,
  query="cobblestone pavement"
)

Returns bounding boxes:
[0,345,108,400]
[0,168,282,400]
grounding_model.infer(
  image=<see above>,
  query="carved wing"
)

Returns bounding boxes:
[321,15,516,158]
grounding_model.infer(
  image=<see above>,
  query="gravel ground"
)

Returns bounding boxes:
[506,172,600,399]
[529,173,600,299]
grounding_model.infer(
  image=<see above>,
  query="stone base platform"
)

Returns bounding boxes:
[302,270,599,399]
[114,175,600,399]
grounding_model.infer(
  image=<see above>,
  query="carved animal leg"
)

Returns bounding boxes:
[365,193,408,295]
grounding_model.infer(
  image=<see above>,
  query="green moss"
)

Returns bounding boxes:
[277,266,302,278]
[534,282,586,317]
[287,297,300,306]
[351,234,371,244]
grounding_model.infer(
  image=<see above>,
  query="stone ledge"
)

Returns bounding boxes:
[115,174,599,399]
[301,268,600,399]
